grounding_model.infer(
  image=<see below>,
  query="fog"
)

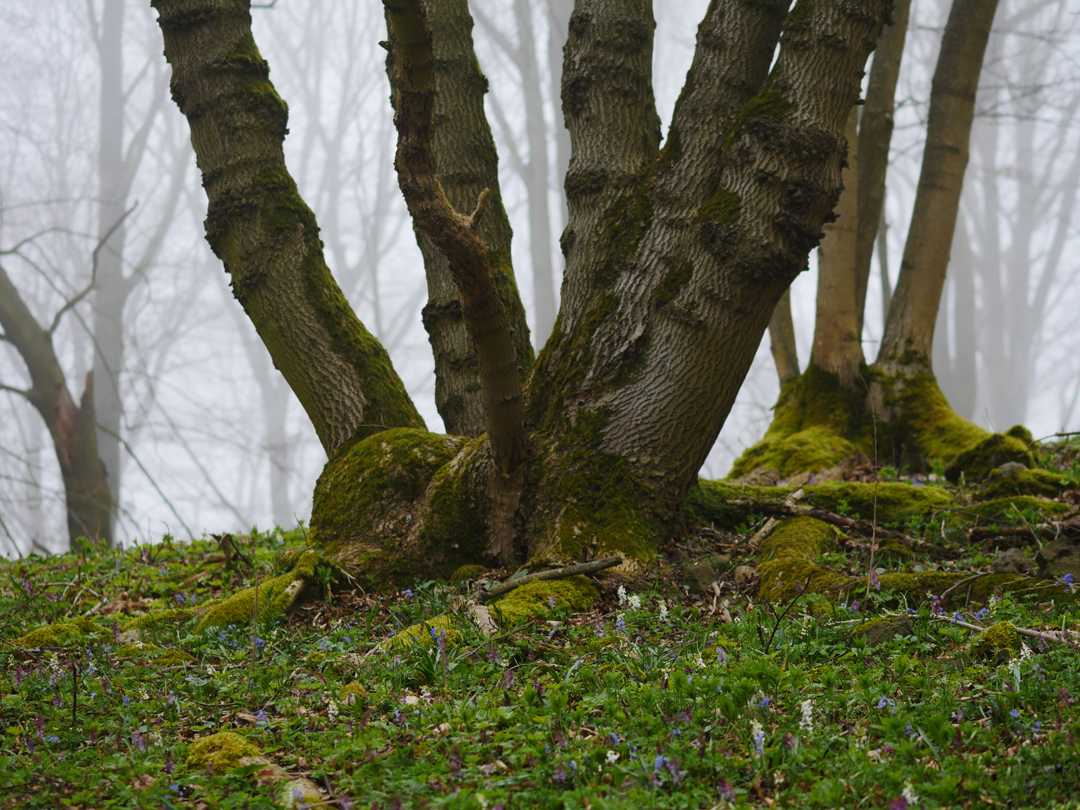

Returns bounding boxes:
[1,0,1078,556]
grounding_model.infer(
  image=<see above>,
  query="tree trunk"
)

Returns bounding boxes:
[0,266,112,550]
[767,289,799,386]
[152,0,425,455]
[390,0,534,437]
[854,0,912,332]
[156,0,890,580]
[810,108,864,389]
[877,0,1001,372]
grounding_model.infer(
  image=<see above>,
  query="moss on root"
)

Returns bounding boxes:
[490,576,600,625]
[14,619,110,648]
[195,549,333,631]
[945,431,1034,484]
[981,466,1072,500]
[387,614,463,650]
[684,479,956,532]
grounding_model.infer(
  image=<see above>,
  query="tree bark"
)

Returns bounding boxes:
[810,108,864,389]
[768,289,799,386]
[878,0,1001,370]
[854,0,912,332]
[152,0,425,455]
[388,0,534,438]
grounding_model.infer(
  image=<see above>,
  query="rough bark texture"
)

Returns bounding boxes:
[0,266,112,549]
[152,0,424,455]
[157,0,893,586]
[388,0,534,438]
[878,0,1000,370]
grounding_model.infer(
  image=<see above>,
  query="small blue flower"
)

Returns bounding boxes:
[46,735,60,743]
[653,754,667,773]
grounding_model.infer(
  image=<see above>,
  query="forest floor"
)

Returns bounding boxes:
[2,440,1080,809]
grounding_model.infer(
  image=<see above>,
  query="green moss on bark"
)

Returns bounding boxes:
[490,576,600,625]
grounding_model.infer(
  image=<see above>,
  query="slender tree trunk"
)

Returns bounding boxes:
[768,289,799,385]
[92,0,131,540]
[854,0,912,332]
[390,0,534,438]
[547,0,572,240]
[810,109,864,389]
[878,0,1001,370]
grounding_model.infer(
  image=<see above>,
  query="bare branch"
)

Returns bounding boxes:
[48,204,136,336]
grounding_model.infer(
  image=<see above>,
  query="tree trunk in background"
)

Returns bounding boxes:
[0,266,112,549]
[91,0,131,541]
[877,0,1001,372]
[768,289,799,385]
[547,0,572,241]
[516,0,557,348]
[810,109,864,389]
[854,0,911,333]
[933,210,977,419]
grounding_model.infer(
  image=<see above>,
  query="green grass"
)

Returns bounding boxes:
[3,437,1080,809]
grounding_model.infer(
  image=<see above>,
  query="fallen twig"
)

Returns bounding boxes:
[744,488,805,551]
[478,555,623,603]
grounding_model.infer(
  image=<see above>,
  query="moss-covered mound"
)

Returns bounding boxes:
[966,621,1022,660]
[186,731,262,772]
[15,619,111,648]
[981,465,1072,500]
[945,430,1035,484]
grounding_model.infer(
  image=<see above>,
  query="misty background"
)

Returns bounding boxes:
[1,0,1078,557]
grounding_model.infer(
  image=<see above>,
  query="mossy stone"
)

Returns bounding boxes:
[387,614,462,650]
[851,616,914,647]
[450,565,489,587]
[186,731,262,772]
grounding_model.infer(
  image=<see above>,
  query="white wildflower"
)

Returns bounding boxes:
[750,719,765,755]
[902,782,919,805]
[606,750,620,764]
[138,688,149,701]
[206,664,217,676]
[799,699,814,733]
[658,599,669,621]
[327,699,339,722]
[694,653,707,670]
[1019,643,1033,660]
[617,585,627,605]
[628,594,642,610]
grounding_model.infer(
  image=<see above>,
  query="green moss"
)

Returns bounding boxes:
[725,89,792,149]
[684,479,786,530]
[966,497,1071,521]
[652,261,693,308]
[15,619,109,648]
[696,188,741,225]
[597,183,653,288]
[806,481,954,525]
[980,466,1068,500]
[186,731,262,772]
[966,621,1021,660]
[490,577,599,625]
[757,519,853,601]
[530,407,665,567]
[945,432,1034,484]
[340,681,368,703]
[195,549,332,631]
[729,365,865,478]
[387,614,463,650]
[450,565,488,587]
[310,429,464,560]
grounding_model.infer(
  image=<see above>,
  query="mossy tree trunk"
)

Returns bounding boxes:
[735,0,1008,481]
[154,0,890,580]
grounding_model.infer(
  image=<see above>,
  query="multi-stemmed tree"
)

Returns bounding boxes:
[152,0,892,579]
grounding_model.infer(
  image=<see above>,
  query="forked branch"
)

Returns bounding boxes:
[383,0,527,476]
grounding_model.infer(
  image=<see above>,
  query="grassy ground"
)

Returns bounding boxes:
[3,446,1080,808]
